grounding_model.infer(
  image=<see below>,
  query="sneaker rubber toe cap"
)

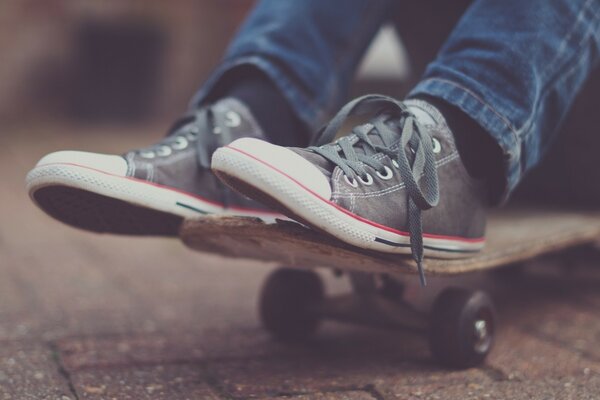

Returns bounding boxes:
[36,151,128,176]
[215,138,332,200]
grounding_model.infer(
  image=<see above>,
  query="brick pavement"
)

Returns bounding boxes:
[0,125,599,399]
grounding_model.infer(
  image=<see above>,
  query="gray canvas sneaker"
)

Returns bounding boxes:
[26,98,281,236]
[212,95,488,284]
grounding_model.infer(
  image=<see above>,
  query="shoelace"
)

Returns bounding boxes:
[135,105,242,205]
[308,94,440,285]
[136,106,242,169]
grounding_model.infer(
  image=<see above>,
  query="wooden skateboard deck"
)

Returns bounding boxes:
[180,208,600,276]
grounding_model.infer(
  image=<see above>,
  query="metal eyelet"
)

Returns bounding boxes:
[186,128,199,141]
[343,174,358,188]
[156,145,172,157]
[391,159,400,169]
[139,151,156,159]
[172,137,188,150]
[225,111,241,127]
[432,137,442,154]
[358,173,373,186]
[376,166,394,180]
[213,126,222,135]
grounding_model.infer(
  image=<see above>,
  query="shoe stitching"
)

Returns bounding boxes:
[126,153,136,177]
[146,163,155,183]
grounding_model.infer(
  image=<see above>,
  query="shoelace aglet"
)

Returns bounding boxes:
[416,260,427,287]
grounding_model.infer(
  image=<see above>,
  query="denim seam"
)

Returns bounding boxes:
[190,57,325,129]
[517,39,594,142]
[415,77,519,140]
[540,0,597,81]
[517,9,600,141]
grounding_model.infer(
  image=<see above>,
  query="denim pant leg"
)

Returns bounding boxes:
[409,0,600,201]
[191,0,394,132]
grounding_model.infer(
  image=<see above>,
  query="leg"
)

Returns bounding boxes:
[393,0,473,89]
[409,0,600,201]
[192,0,395,131]
[515,71,600,206]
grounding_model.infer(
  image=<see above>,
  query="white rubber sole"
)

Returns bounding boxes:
[212,145,485,259]
[26,162,282,235]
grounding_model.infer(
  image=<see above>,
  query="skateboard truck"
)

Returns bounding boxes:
[259,268,497,369]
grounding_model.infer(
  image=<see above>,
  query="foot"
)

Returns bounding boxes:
[26,98,281,236]
[211,95,488,283]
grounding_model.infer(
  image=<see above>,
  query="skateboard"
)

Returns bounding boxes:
[180,207,600,368]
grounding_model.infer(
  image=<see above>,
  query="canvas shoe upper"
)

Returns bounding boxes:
[26,98,280,236]
[212,95,488,284]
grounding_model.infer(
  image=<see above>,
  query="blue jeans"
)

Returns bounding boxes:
[192,0,600,201]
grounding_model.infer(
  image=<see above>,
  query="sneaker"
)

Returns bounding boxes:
[26,98,281,236]
[211,95,488,284]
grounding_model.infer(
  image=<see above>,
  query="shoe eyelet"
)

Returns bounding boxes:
[376,166,394,180]
[172,137,188,150]
[225,111,241,127]
[343,174,358,188]
[358,173,373,186]
[392,159,400,169]
[432,137,442,154]
[213,126,222,135]
[139,150,156,159]
[156,145,173,157]
[186,127,199,141]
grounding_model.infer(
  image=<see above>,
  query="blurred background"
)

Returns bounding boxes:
[0,0,253,125]
[0,0,413,126]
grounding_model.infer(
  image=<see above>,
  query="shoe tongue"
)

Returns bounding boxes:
[406,105,436,125]
[293,100,442,178]
[404,98,443,127]
[209,97,266,140]
[292,115,401,177]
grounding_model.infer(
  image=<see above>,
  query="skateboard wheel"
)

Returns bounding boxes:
[259,268,324,342]
[429,288,496,369]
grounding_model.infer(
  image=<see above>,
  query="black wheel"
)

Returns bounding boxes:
[259,268,324,342]
[429,288,496,369]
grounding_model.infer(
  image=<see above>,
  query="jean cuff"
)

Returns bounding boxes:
[189,56,326,133]
[409,77,522,203]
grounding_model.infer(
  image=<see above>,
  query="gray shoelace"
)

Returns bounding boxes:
[308,94,440,285]
[137,106,238,169]
[134,106,238,205]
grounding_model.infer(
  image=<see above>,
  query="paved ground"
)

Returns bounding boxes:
[1,124,600,399]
